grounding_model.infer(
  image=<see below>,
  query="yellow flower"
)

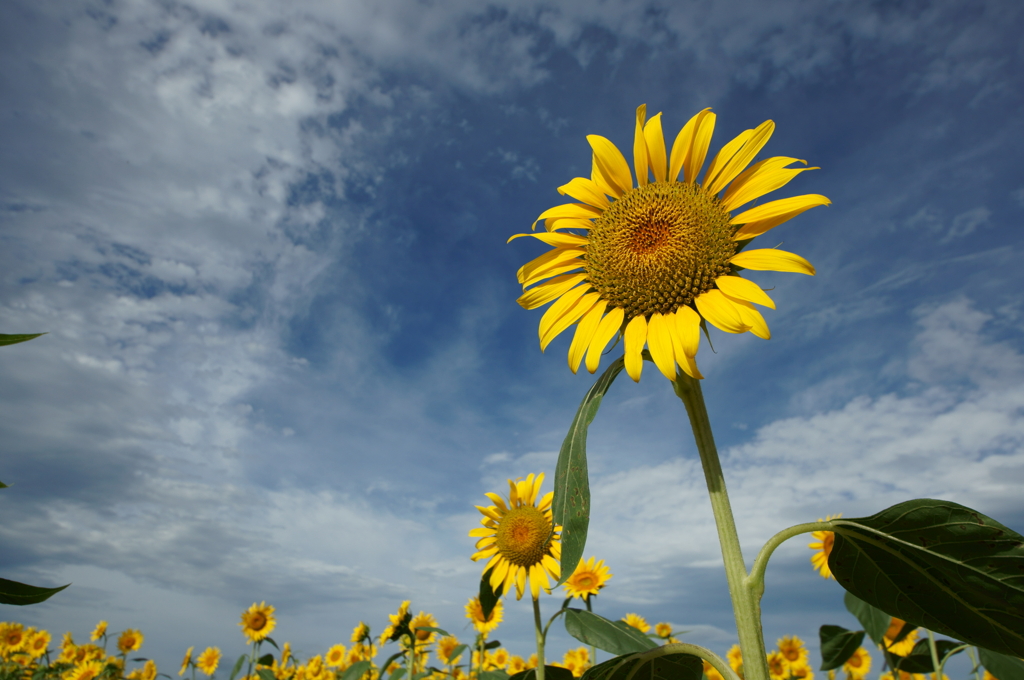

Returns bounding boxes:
[793,665,814,680]
[470,473,561,600]
[196,647,221,676]
[436,636,462,665]
[809,515,841,579]
[1,623,28,652]
[351,623,369,644]
[68,659,106,680]
[767,652,788,680]
[464,596,503,634]
[843,648,871,679]
[704,660,725,680]
[325,645,347,668]
[409,612,438,644]
[239,602,276,643]
[508,656,527,674]
[141,660,158,680]
[180,647,194,676]
[727,645,744,678]
[282,642,292,667]
[380,601,411,644]
[27,630,50,658]
[118,629,145,654]
[621,614,650,633]
[511,105,828,382]
[562,557,613,599]
[527,654,538,669]
[90,622,107,642]
[492,648,510,669]
[778,637,809,670]
[882,618,919,657]
[654,623,673,639]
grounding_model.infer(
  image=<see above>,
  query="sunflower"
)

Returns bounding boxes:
[380,601,411,644]
[141,660,158,680]
[809,514,841,579]
[68,660,106,680]
[180,647,194,676]
[117,630,144,654]
[621,614,650,633]
[469,473,561,600]
[563,557,613,599]
[409,612,438,644]
[28,630,50,658]
[239,602,276,643]
[882,618,919,657]
[727,645,744,678]
[704,660,725,680]
[351,622,369,644]
[464,596,503,634]
[793,665,815,680]
[767,652,788,680]
[655,623,673,639]
[196,648,220,676]
[843,648,871,679]
[778,637,809,670]
[325,645,347,668]
[511,105,828,382]
[437,636,462,665]
[508,656,527,675]
[1,623,27,652]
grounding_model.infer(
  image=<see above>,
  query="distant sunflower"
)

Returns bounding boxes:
[409,612,439,644]
[843,648,871,679]
[704,660,725,680]
[767,652,788,680]
[882,618,919,657]
[727,645,744,678]
[778,636,809,670]
[117,630,144,654]
[69,660,106,680]
[620,614,650,633]
[239,602,276,644]
[380,601,411,644]
[511,105,828,382]
[179,647,194,676]
[809,514,841,579]
[654,623,673,639]
[325,645,347,668]
[1,623,27,652]
[563,556,613,599]
[141,660,158,680]
[464,596,503,634]
[351,623,370,644]
[437,637,463,666]
[90,622,107,642]
[469,473,561,600]
[28,630,50,658]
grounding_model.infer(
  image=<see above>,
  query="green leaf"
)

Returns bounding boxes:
[256,669,276,680]
[479,568,503,621]
[581,648,703,680]
[415,626,450,637]
[564,609,657,655]
[830,499,1024,656]
[261,637,279,651]
[0,577,70,605]
[509,667,574,680]
[889,640,964,673]
[341,661,373,680]
[818,625,865,671]
[979,648,1024,680]
[843,592,891,647]
[552,357,625,585]
[228,655,247,680]
[0,333,46,347]
[479,672,510,680]
[446,644,468,664]
[257,655,274,666]
[0,480,8,489]
[483,640,502,651]
[388,669,405,680]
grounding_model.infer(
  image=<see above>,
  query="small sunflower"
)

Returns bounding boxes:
[793,664,815,680]
[69,659,106,680]
[767,652,788,680]
[843,648,871,679]
[409,612,438,644]
[196,647,220,676]
[437,636,462,665]
[239,602,276,644]
[727,645,744,677]
[654,622,673,639]
[28,630,50,658]
[882,618,919,657]
[351,622,369,644]
[469,473,561,600]
[465,596,504,634]
[508,656,527,675]
[620,613,650,634]
[511,105,828,382]
[180,647,194,676]
[809,514,841,579]
[325,645,347,668]
[563,557,613,599]
[141,659,158,680]
[492,648,511,669]
[90,622,107,642]
[704,660,725,680]
[117,630,144,654]
[1,623,27,652]
[380,601,411,644]
[778,637,809,671]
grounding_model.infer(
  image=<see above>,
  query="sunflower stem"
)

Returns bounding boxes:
[926,630,941,680]
[532,595,546,680]
[585,596,598,665]
[672,372,769,680]
[748,521,834,591]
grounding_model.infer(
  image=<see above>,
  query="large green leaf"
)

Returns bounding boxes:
[888,640,964,673]
[842,592,891,646]
[829,499,1024,656]
[509,667,574,680]
[580,647,702,680]
[564,609,657,655]
[818,625,864,671]
[479,567,503,619]
[0,577,70,605]
[979,648,1024,680]
[552,357,624,585]
[0,333,46,347]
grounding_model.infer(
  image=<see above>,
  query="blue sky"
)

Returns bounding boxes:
[2,0,1023,674]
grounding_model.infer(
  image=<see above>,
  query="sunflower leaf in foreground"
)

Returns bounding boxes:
[842,592,890,647]
[0,333,46,347]
[580,646,703,680]
[0,577,70,606]
[478,569,502,620]
[552,357,625,585]
[979,648,1024,680]
[818,625,864,671]
[509,667,574,680]
[829,498,1024,656]
[564,608,657,655]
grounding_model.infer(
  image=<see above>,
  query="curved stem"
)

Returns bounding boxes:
[672,373,768,680]
[927,630,941,680]
[747,522,834,591]
[937,643,968,680]
[966,647,982,680]
[533,596,546,680]
[655,643,742,680]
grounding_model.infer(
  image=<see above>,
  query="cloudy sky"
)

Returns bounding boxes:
[2,0,1023,674]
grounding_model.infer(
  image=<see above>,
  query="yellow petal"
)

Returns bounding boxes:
[542,554,561,580]
[694,289,750,334]
[538,490,554,511]
[591,153,620,199]
[730,249,816,275]
[531,472,545,504]
[540,291,600,351]
[568,299,608,373]
[557,177,610,210]
[666,317,703,380]
[475,536,496,550]
[644,113,667,183]
[475,505,502,522]
[730,194,832,226]
[585,306,625,373]
[587,135,632,196]
[714,275,776,309]
[517,273,588,310]
[507,231,588,247]
[634,104,649,187]
[484,492,509,512]
[720,157,816,212]
[538,285,590,347]
[468,527,493,537]
[490,559,510,591]
[673,305,702,357]
[668,108,712,183]
[517,247,585,285]
[515,565,527,599]
[546,217,593,232]
[703,128,753,190]
[646,312,677,381]
[532,203,603,231]
[705,120,775,196]
[731,195,831,241]
[727,296,771,340]
[623,314,647,382]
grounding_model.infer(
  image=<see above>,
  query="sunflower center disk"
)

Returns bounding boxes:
[585,181,736,320]
[495,506,552,567]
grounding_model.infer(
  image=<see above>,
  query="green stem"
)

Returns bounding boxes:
[672,372,768,680]
[967,647,982,680]
[532,595,546,680]
[748,522,834,590]
[585,597,598,666]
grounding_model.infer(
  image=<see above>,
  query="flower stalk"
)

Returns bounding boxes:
[532,596,546,680]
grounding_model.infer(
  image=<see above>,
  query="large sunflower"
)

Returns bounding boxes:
[511,105,829,382]
[469,473,561,600]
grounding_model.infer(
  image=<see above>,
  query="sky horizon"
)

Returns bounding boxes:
[2,0,1023,676]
